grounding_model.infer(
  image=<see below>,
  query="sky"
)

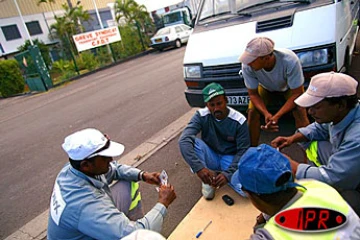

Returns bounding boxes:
[135,0,184,12]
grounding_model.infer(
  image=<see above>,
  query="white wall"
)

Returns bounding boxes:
[0,12,60,55]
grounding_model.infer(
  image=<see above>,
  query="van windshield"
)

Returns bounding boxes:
[198,0,311,21]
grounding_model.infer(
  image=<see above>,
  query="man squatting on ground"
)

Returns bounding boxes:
[179,82,250,200]
[239,36,309,146]
[47,128,176,240]
[272,72,360,216]
[231,144,360,240]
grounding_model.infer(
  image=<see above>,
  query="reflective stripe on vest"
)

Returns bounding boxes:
[129,181,141,211]
[305,141,321,167]
[263,180,360,239]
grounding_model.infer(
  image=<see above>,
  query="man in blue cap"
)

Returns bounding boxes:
[179,82,250,200]
[231,144,360,239]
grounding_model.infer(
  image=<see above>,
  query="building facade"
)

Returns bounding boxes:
[0,0,115,59]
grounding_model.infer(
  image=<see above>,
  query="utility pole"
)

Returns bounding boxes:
[91,0,115,62]
[13,0,33,45]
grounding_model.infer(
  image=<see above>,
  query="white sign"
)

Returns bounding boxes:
[72,27,121,52]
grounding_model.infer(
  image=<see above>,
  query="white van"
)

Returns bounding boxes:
[183,0,359,110]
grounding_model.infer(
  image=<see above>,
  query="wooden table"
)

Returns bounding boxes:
[168,185,259,240]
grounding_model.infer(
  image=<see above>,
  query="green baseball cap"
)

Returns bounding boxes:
[202,82,225,102]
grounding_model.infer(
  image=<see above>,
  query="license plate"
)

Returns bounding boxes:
[155,39,162,43]
[227,96,250,106]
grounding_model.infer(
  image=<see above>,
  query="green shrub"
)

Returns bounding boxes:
[60,71,77,81]
[0,60,25,98]
[79,51,99,71]
[95,46,112,67]
[51,59,76,81]
[74,54,87,71]
[110,25,146,60]
[51,59,74,73]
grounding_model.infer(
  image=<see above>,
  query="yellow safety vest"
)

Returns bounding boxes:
[129,181,141,211]
[305,141,321,167]
[264,180,360,240]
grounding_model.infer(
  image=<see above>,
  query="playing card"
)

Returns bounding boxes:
[156,170,168,192]
[160,170,168,185]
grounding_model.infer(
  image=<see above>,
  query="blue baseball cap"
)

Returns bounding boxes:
[231,144,302,195]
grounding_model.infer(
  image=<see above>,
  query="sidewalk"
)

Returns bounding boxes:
[4,108,197,240]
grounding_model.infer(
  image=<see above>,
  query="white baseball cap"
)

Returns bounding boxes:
[121,230,166,240]
[62,128,125,160]
[295,72,358,107]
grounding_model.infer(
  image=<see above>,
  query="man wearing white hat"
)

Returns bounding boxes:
[239,36,309,146]
[47,128,176,240]
[271,72,360,216]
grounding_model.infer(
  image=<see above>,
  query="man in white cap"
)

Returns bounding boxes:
[47,128,176,240]
[271,72,360,216]
[121,229,166,240]
[239,36,309,146]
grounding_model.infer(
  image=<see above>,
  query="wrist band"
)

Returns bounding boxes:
[139,171,145,181]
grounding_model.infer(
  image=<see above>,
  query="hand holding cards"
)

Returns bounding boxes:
[156,170,177,207]
[156,170,168,192]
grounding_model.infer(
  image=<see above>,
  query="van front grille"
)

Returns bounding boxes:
[197,63,245,89]
[256,15,293,33]
[203,63,241,78]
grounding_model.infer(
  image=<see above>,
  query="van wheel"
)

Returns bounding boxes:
[175,39,182,48]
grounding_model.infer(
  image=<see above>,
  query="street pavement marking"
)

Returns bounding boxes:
[4,108,197,240]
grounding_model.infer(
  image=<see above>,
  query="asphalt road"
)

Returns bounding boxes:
[0,47,191,239]
[1,34,360,239]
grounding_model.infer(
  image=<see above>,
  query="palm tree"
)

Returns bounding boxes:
[114,0,154,50]
[114,0,151,26]
[48,2,91,58]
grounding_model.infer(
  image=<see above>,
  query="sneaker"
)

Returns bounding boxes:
[202,183,215,200]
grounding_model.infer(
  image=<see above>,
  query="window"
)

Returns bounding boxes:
[1,24,21,41]
[26,21,42,36]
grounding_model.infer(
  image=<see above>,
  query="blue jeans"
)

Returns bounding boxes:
[194,138,245,197]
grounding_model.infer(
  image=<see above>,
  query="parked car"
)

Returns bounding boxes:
[150,24,193,51]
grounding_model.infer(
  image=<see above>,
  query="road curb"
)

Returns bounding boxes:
[4,108,197,240]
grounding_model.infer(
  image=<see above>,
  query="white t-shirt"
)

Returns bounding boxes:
[242,48,304,92]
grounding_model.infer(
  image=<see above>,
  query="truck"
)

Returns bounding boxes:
[183,0,359,112]
[163,7,193,27]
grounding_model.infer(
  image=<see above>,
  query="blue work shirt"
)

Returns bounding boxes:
[178,106,250,180]
[297,104,360,190]
[47,162,167,240]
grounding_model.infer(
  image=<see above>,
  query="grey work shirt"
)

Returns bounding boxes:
[296,104,360,190]
[242,48,304,92]
[47,162,167,240]
[178,106,250,180]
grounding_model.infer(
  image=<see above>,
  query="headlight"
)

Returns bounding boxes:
[184,65,201,78]
[296,49,328,68]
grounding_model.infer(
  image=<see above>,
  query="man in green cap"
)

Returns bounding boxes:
[179,82,250,199]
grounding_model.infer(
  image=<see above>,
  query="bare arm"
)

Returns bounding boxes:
[248,88,271,119]
[271,85,304,123]
[271,131,309,149]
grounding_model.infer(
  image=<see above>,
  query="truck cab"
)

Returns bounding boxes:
[163,7,193,27]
